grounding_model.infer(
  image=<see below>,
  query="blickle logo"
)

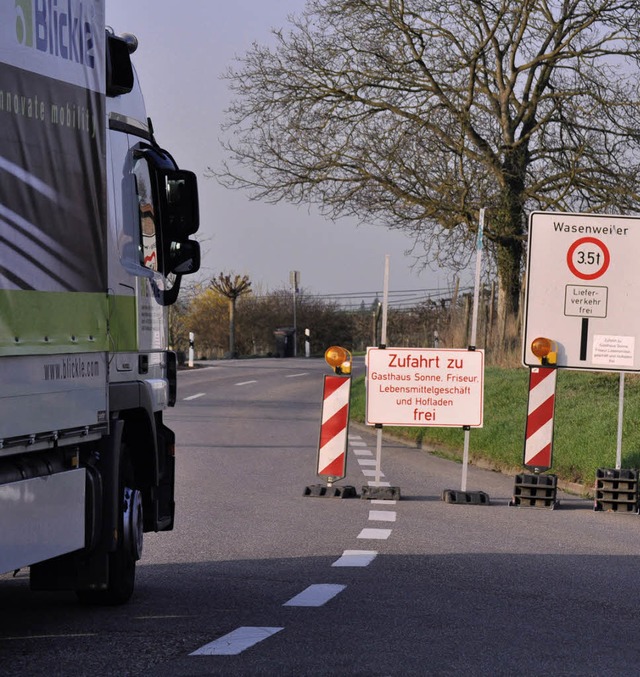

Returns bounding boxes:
[15,0,96,69]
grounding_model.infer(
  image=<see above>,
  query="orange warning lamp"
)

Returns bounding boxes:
[531,337,558,366]
[324,346,352,374]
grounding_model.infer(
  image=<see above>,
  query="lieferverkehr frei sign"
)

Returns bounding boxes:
[365,347,484,427]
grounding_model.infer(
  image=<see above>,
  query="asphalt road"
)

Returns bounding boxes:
[2,357,640,676]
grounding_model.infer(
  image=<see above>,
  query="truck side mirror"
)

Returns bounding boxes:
[133,145,201,287]
[106,33,134,96]
[156,169,200,276]
[161,170,199,237]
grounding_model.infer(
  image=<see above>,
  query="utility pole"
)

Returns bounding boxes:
[290,270,300,357]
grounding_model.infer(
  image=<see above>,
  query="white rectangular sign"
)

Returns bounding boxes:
[564,285,607,319]
[524,211,640,371]
[592,335,635,368]
[365,347,484,427]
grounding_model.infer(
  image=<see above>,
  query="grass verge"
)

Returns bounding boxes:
[350,367,640,488]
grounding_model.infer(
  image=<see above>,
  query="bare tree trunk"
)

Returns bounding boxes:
[495,234,523,350]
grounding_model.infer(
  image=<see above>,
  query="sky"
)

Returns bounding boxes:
[105,1,463,303]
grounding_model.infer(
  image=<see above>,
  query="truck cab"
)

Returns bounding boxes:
[0,14,200,604]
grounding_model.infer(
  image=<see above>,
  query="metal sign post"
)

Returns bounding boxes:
[461,209,484,493]
[362,256,401,501]
[616,372,624,469]
[374,256,390,487]
[441,209,489,505]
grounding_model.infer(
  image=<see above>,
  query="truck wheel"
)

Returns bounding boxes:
[78,446,143,605]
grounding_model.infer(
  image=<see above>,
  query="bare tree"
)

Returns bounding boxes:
[214,0,640,337]
[211,273,252,357]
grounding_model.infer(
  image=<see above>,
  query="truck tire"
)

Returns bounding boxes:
[77,445,143,605]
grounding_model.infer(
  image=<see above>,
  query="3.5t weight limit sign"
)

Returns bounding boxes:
[566,237,610,280]
[523,211,640,371]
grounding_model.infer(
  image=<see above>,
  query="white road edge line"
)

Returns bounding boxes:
[190,626,283,656]
[283,583,346,607]
[332,550,378,567]
[183,393,205,401]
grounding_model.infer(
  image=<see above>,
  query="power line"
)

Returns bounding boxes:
[241,283,480,311]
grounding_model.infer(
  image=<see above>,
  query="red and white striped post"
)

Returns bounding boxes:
[316,374,351,483]
[523,366,557,472]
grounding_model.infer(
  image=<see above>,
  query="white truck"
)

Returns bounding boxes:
[0,1,200,603]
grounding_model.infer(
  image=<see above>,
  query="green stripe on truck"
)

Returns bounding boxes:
[0,290,137,355]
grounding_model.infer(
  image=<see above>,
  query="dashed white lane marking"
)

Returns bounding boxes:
[353,448,373,456]
[1,633,97,640]
[368,480,391,487]
[362,469,385,478]
[357,458,377,466]
[235,380,257,386]
[283,584,346,607]
[332,550,378,567]
[285,372,308,378]
[357,528,392,540]
[349,440,368,447]
[369,510,397,522]
[183,393,205,401]
[135,615,191,620]
[189,627,283,656]
[371,499,396,505]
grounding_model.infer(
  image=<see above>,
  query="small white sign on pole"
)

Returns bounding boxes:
[365,348,484,428]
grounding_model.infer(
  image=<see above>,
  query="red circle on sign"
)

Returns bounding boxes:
[566,237,610,280]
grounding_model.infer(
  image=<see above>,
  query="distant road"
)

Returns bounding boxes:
[2,357,640,675]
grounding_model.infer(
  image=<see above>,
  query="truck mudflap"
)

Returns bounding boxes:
[155,421,175,531]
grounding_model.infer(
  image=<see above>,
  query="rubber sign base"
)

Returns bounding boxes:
[303,484,358,499]
[442,489,490,506]
[594,468,639,513]
[360,485,401,501]
[509,473,559,509]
